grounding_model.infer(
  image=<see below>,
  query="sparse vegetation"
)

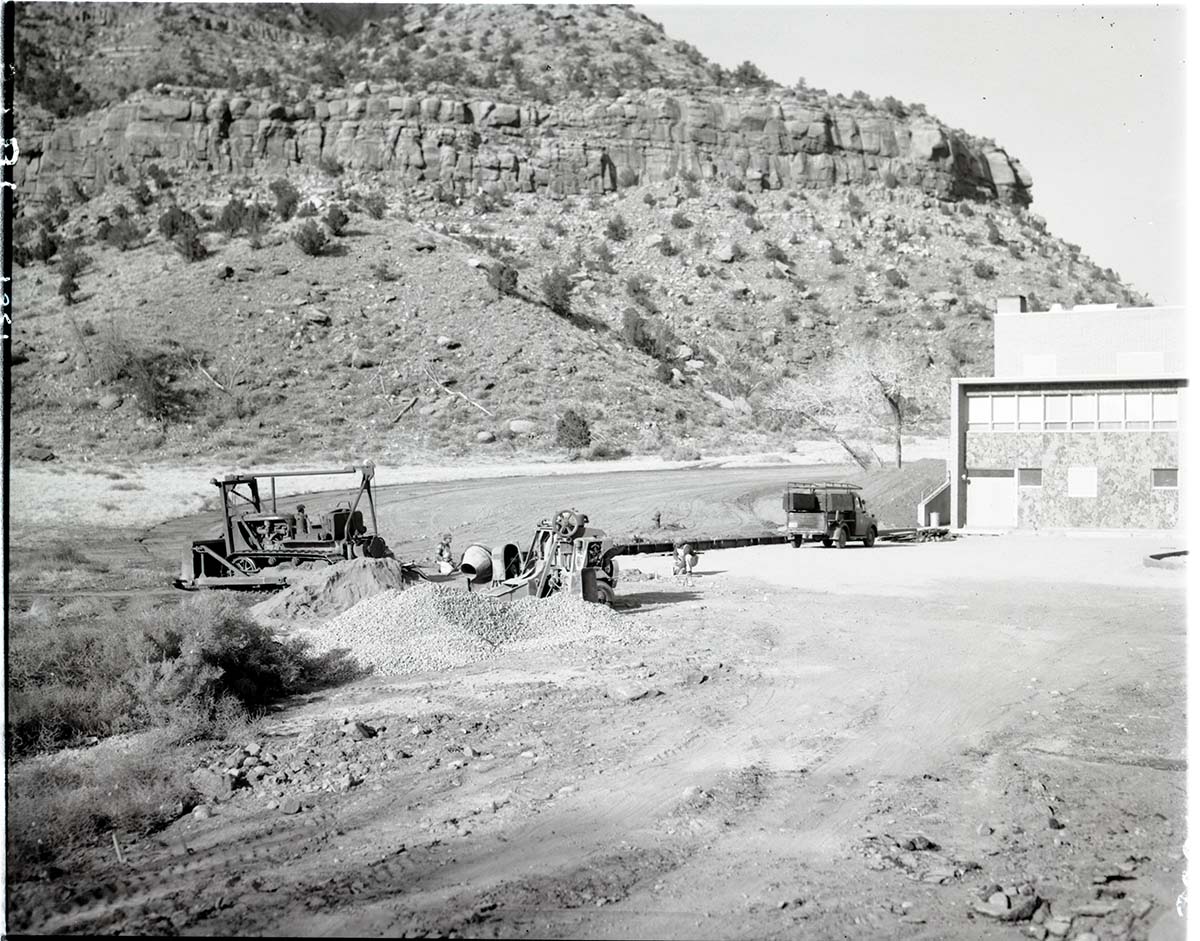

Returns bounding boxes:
[541,267,574,317]
[605,214,630,241]
[270,178,300,221]
[324,204,350,236]
[556,409,591,449]
[293,219,329,256]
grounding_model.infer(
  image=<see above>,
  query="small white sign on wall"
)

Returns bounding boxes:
[1067,466,1098,498]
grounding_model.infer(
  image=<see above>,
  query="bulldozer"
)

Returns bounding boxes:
[174,463,392,590]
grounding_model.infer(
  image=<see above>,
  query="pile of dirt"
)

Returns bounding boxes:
[250,558,416,623]
[306,584,626,676]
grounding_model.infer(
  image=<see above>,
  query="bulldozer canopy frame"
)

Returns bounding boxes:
[212,464,380,556]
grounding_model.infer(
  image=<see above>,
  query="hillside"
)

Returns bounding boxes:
[10,3,1152,468]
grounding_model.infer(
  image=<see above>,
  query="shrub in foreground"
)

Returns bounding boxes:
[293,219,328,256]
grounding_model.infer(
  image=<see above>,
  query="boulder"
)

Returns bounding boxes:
[675,344,694,360]
[508,418,538,435]
[24,446,56,462]
[476,430,496,443]
[684,359,706,371]
[435,335,460,349]
[712,241,737,263]
[98,393,123,410]
[350,349,380,369]
[303,308,331,326]
[190,767,234,801]
[50,350,70,363]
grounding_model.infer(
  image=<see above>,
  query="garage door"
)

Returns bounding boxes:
[967,469,1017,528]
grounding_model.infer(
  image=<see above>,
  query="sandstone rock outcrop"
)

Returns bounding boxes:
[17,87,1031,205]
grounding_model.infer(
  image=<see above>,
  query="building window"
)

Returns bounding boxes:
[1126,392,1151,430]
[1070,393,1096,430]
[1097,392,1124,430]
[967,395,990,429]
[1152,468,1179,489]
[1044,394,1069,430]
[965,389,1178,433]
[1067,466,1097,498]
[991,395,1016,431]
[1018,468,1043,487]
[1018,395,1042,431]
[1152,392,1178,430]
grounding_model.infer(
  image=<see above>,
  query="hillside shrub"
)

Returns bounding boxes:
[670,210,692,229]
[324,204,350,236]
[884,268,907,288]
[270,179,300,221]
[488,262,519,297]
[972,260,997,280]
[727,175,746,192]
[296,200,317,218]
[293,219,328,256]
[625,273,657,312]
[883,171,900,189]
[319,156,345,178]
[659,237,678,257]
[556,409,592,449]
[828,245,848,265]
[745,215,764,233]
[605,214,630,241]
[618,168,639,188]
[986,219,1004,245]
[217,196,247,236]
[362,193,387,219]
[100,217,143,252]
[541,267,574,316]
[593,241,616,274]
[730,193,756,215]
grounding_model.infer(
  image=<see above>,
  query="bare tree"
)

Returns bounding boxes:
[765,342,945,469]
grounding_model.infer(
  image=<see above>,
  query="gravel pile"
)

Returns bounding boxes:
[252,558,415,623]
[308,584,626,675]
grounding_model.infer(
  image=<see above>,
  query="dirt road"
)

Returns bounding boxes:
[11,531,1185,939]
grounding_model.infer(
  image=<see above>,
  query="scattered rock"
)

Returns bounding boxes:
[98,393,123,410]
[973,893,1039,922]
[51,350,71,364]
[684,358,706,372]
[508,418,538,435]
[435,335,460,349]
[608,683,661,702]
[712,241,736,263]
[271,265,289,276]
[191,805,212,821]
[303,308,331,326]
[412,237,436,253]
[1043,915,1072,936]
[1047,815,1065,830]
[350,721,378,740]
[244,742,262,757]
[351,349,380,369]
[215,265,234,280]
[476,430,496,443]
[24,446,56,462]
[280,796,302,815]
[190,767,234,801]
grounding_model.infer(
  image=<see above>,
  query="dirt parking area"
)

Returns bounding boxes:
[9,533,1185,939]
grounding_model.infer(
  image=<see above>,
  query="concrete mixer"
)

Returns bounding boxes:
[467,509,619,605]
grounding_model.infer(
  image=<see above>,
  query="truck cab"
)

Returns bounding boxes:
[783,481,878,549]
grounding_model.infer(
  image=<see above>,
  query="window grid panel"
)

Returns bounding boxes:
[964,389,1179,433]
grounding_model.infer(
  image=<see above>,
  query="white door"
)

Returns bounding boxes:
[967,469,1017,528]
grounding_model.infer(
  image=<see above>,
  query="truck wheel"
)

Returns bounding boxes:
[821,536,833,548]
[863,526,877,548]
[791,536,803,549]
[834,527,848,549]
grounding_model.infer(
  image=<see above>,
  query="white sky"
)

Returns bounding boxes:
[638,3,1186,306]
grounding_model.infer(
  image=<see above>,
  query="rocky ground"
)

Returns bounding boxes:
[6,531,1185,939]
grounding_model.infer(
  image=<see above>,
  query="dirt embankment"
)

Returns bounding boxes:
[8,535,1185,939]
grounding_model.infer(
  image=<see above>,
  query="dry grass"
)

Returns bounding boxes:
[6,730,196,877]
[7,592,365,757]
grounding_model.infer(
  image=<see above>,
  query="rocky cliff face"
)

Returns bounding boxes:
[18,86,1032,206]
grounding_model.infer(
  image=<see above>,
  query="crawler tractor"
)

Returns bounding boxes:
[174,463,392,590]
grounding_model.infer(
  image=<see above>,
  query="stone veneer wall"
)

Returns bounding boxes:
[965,431,1179,529]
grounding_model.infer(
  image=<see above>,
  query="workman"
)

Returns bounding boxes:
[672,539,698,576]
[436,532,455,574]
[295,504,309,536]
